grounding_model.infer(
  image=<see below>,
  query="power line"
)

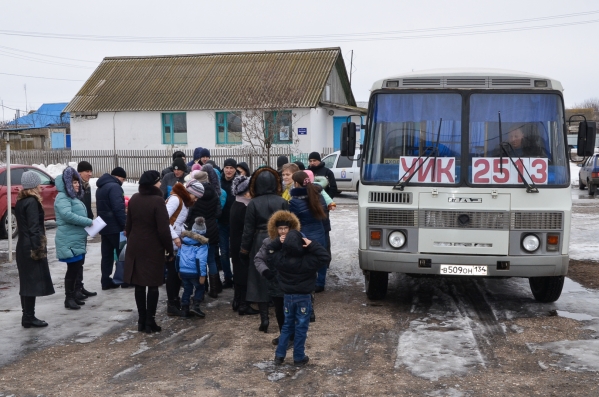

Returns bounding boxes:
[0,45,99,63]
[0,10,598,44]
[0,72,84,81]
[0,50,95,69]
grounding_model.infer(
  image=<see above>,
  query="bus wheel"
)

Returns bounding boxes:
[365,271,388,300]
[529,276,564,303]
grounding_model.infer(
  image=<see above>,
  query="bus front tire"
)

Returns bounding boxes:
[529,276,564,303]
[365,271,388,300]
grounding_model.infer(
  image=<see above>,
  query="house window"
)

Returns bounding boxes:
[216,112,242,144]
[162,113,187,144]
[264,110,293,144]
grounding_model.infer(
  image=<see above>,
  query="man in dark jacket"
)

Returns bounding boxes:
[74,161,97,299]
[96,167,127,290]
[218,158,238,288]
[308,152,337,199]
[160,157,188,199]
[161,151,186,179]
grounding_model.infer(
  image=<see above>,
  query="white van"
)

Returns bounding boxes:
[321,149,362,192]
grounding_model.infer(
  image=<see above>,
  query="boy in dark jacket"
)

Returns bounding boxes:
[261,216,330,367]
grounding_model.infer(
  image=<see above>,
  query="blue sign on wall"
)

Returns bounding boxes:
[297,128,307,135]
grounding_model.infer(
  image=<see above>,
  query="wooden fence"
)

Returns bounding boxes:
[0,147,332,181]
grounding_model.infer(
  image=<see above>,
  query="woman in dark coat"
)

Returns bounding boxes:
[124,170,174,333]
[185,170,221,298]
[229,175,259,315]
[15,171,55,328]
[240,167,288,333]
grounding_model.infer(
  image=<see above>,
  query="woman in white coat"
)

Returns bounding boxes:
[165,181,204,316]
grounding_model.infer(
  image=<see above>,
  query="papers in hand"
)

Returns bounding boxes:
[85,216,107,237]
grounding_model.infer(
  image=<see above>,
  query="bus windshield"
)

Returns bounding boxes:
[363,92,569,187]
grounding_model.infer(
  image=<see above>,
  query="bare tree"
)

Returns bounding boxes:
[571,98,599,120]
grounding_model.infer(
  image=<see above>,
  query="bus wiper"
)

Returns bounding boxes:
[497,112,539,193]
[394,118,443,191]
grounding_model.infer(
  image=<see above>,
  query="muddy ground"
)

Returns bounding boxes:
[1,193,599,396]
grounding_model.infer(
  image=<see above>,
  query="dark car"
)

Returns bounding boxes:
[0,165,58,238]
[578,154,599,195]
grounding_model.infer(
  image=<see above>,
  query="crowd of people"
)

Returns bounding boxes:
[14,148,338,366]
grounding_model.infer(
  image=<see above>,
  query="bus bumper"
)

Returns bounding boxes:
[358,249,569,277]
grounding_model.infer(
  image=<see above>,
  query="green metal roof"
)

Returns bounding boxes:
[65,47,355,113]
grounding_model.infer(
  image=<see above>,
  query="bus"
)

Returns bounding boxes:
[343,68,591,303]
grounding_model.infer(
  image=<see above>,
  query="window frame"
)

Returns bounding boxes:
[162,113,188,145]
[215,111,243,145]
[264,110,293,145]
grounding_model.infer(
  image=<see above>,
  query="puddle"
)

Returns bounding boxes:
[556,310,595,321]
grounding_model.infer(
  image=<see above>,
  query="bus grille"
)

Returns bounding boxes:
[368,209,417,227]
[510,212,563,230]
[419,210,510,229]
[369,192,412,204]
[490,78,532,87]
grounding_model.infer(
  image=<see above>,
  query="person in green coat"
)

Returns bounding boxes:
[54,166,93,310]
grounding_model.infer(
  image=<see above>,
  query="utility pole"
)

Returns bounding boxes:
[349,50,354,88]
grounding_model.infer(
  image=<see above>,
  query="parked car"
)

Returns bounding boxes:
[0,165,58,238]
[578,154,599,195]
[321,149,362,192]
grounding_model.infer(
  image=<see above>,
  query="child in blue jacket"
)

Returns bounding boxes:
[176,217,209,318]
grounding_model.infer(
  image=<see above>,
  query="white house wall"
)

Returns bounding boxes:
[71,108,350,153]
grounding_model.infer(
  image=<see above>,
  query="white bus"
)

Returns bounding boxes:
[343,68,591,303]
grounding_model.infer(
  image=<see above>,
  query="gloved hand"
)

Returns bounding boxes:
[239,251,250,267]
[262,269,276,281]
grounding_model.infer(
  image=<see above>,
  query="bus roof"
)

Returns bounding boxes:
[372,68,563,92]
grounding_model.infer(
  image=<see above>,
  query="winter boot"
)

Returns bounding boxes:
[258,302,269,333]
[81,286,97,297]
[232,285,240,311]
[145,290,161,333]
[64,279,81,310]
[190,302,205,318]
[74,289,88,301]
[180,304,190,318]
[237,284,259,315]
[167,298,183,317]
[208,274,219,298]
[21,296,48,328]
[134,287,147,332]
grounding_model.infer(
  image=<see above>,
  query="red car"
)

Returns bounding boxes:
[0,165,58,238]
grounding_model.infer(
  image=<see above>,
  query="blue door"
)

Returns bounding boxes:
[333,116,364,151]
[51,132,65,149]
[66,134,71,148]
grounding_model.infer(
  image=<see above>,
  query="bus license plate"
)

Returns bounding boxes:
[440,264,487,276]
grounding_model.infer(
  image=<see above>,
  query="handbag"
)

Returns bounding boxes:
[113,243,127,284]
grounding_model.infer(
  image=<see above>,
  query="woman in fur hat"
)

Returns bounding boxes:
[54,166,94,310]
[240,167,288,333]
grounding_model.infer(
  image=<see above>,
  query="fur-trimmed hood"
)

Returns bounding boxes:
[56,166,85,200]
[267,210,300,239]
[180,229,209,245]
[249,167,282,198]
[170,182,194,207]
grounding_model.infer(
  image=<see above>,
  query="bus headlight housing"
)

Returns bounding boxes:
[522,234,540,252]
[388,231,406,249]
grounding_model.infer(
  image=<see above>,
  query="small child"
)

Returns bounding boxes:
[262,214,330,367]
[175,217,209,318]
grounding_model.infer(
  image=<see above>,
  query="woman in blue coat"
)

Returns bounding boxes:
[54,166,93,310]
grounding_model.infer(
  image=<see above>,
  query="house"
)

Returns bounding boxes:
[1,103,70,149]
[65,47,366,153]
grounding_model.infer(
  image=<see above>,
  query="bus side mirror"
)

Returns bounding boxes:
[341,122,357,157]
[577,121,596,156]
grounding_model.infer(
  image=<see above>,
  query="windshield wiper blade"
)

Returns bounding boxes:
[394,118,443,191]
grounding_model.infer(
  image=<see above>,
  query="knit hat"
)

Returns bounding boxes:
[139,170,160,185]
[308,152,321,162]
[21,171,41,190]
[277,156,289,168]
[172,157,187,172]
[223,158,237,169]
[172,150,186,161]
[304,170,315,183]
[232,175,251,196]
[191,163,202,172]
[199,148,211,158]
[294,161,306,170]
[77,161,93,173]
[192,217,207,235]
[185,180,205,198]
[194,170,209,183]
[111,167,127,179]
[236,161,250,176]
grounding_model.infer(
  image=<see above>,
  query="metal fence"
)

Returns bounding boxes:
[0,147,332,181]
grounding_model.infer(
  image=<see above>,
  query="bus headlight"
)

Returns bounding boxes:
[388,231,406,249]
[522,234,540,252]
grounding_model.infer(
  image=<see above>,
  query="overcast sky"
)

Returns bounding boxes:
[1,0,597,121]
